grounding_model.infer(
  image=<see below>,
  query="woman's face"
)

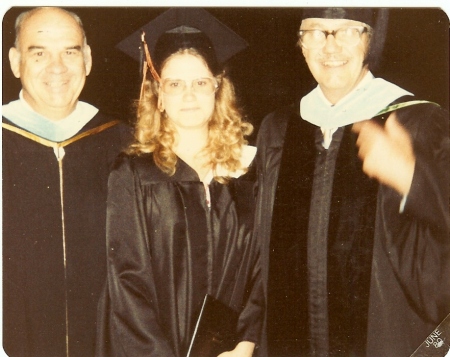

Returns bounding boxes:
[160,53,216,131]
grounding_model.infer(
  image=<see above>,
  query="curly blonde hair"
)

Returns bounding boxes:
[128,48,253,183]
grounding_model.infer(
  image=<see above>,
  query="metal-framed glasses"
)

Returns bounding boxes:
[298,26,370,49]
[161,77,219,96]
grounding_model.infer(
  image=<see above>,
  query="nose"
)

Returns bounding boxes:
[182,81,196,99]
[46,54,68,74]
[323,34,341,53]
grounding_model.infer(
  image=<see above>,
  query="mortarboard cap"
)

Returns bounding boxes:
[302,8,378,27]
[116,7,248,76]
[301,7,389,70]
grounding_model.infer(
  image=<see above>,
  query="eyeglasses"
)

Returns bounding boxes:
[161,77,219,96]
[298,26,370,50]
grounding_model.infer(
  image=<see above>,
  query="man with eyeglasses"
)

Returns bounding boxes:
[255,8,449,357]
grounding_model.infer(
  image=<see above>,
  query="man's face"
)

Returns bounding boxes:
[9,8,92,120]
[300,18,370,104]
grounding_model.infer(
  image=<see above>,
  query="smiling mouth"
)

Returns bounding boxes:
[322,60,348,67]
[45,81,69,89]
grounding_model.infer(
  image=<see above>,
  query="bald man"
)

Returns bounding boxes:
[2,7,128,357]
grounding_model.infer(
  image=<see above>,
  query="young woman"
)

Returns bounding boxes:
[96,23,262,357]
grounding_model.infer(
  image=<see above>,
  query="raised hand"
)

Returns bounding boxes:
[352,113,415,196]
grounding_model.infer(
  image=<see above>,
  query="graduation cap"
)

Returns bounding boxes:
[116,7,248,81]
[302,8,379,27]
[301,8,389,70]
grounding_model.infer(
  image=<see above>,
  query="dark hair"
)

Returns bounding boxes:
[154,28,220,76]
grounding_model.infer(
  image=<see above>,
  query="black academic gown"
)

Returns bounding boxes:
[96,153,263,357]
[255,100,450,357]
[2,113,128,357]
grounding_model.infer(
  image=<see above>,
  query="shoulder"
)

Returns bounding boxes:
[260,103,298,133]
[394,100,448,136]
[387,97,447,120]
[84,112,131,134]
[2,117,19,135]
[111,153,174,184]
[2,116,13,124]
[390,100,449,158]
[257,102,306,150]
[86,112,133,148]
[257,103,302,149]
[85,111,116,126]
[111,152,153,174]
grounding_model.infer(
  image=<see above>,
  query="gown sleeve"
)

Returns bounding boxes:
[379,104,450,323]
[234,176,265,347]
[102,155,176,357]
[236,237,264,346]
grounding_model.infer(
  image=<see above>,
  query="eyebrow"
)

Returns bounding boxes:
[27,46,45,52]
[26,45,82,52]
[66,46,82,51]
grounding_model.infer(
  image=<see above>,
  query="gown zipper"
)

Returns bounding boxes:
[2,120,120,357]
[53,145,70,357]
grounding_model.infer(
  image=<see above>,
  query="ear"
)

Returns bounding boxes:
[83,45,92,76]
[9,47,21,79]
[157,94,164,112]
[301,46,307,58]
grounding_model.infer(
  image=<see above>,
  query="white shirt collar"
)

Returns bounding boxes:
[203,145,257,184]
